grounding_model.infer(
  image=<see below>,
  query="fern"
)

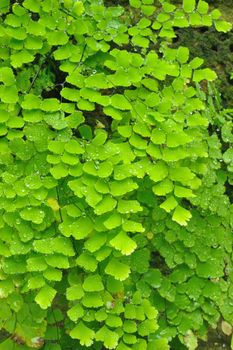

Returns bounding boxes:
[0,0,232,349]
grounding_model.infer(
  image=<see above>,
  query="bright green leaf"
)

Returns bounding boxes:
[35,285,56,310]
[105,258,130,281]
[70,322,95,347]
[95,326,119,349]
[160,196,178,213]
[111,94,132,110]
[83,274,104,292]
[109,231,137,256]
[172,205,192,226]
[183,0,196,13]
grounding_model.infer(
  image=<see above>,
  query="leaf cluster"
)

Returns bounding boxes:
[0,0,232,349]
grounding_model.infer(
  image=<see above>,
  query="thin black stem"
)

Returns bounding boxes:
[73,43,87,72]
[60,7,76,20]
[51,308,61,347]
[17,57,47,117]
[26,62,44,94]
[55,186,78,255]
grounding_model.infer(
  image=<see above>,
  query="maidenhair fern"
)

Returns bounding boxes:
[0,0,232,349]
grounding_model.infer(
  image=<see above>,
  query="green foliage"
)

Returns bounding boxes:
[0,0,232,349]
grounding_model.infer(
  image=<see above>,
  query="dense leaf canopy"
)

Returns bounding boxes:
[0,0,232,349]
